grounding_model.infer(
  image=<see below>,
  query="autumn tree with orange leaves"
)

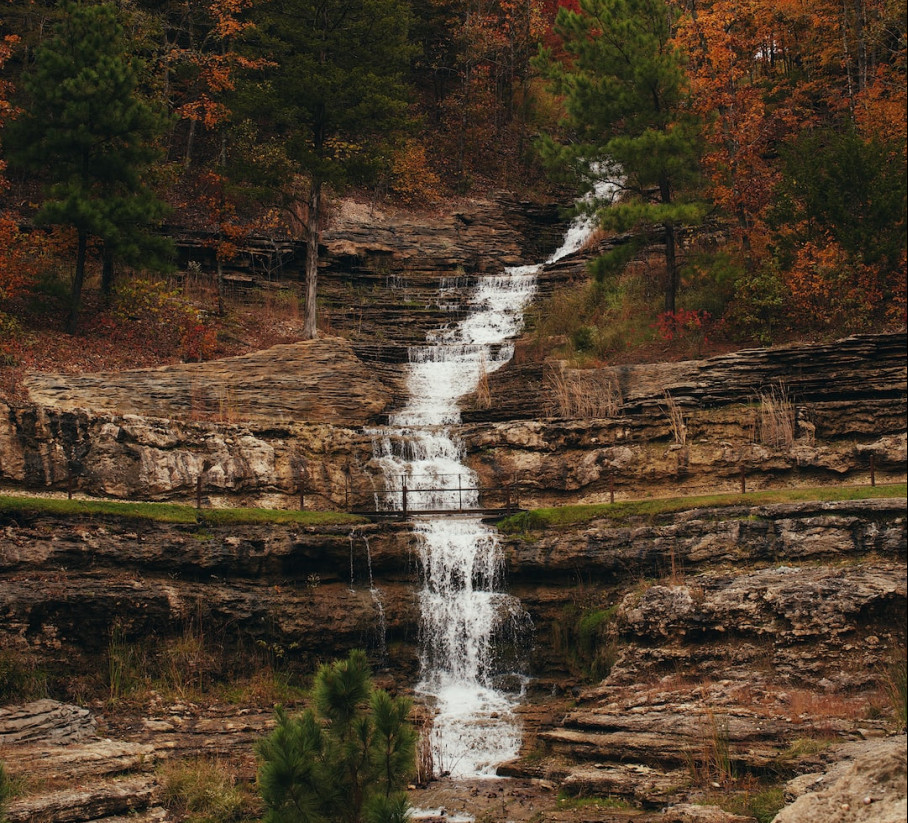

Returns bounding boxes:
[0,33,47,346]
[676,0,906,337]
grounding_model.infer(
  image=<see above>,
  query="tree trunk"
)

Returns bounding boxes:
[216,252,226,317]
[303,180,322,339]
[67,231,88,334]
[663,220,677,315]
[101,245,114,300]
[658,176,678,315]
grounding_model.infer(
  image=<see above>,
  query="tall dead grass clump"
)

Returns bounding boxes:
[545,366,622,418]
[160,757,247,822]
[756,384,795,448]
[414,715,435,785]
[474,353,491,409]
[661,391,688,446]
[687,710,736,787]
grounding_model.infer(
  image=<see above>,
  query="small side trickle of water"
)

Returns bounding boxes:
[348,530,388,657]
[370,179,619,778]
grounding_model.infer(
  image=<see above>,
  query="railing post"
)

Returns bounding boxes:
[458,475,462,511]
[870,453,876,487]
[609,473,615,504]
[196,474,203,509]
[299,482,305,510]
[739,466,746,495]
[67,468,74,501]
[402,482,408,518]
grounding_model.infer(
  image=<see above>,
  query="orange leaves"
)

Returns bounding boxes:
[0,215,39,305]
[209,0,257,38]
[389,139,442,206]
[169,0,268,133]
[782,238,885,329]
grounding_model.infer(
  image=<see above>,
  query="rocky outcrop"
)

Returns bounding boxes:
[504,499,907,582]
[464,332,907,422]
[23,336,405,426]
[0,700,96,745]
[774,735,907,823]
[460,333,907,506]
[0,515,420,682]
[505,499,907,685]
[321,193,564,272]
[0,403,380,506]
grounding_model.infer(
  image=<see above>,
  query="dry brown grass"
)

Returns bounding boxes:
[661,391,688,446]
[782,688,875,722]
[755,384,795,448]
[545,366,622,418]
[474,354,491,409]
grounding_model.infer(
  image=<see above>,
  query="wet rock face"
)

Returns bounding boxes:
[0,516,421,682]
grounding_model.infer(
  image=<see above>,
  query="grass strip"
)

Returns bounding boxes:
[498,483,907,532]
[0,493,367,526]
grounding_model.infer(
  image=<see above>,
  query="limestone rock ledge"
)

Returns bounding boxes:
[22,336,404,426]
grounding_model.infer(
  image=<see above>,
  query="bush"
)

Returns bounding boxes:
[257,650,416,823]
[161,757,249,823]
[110,277,219,361]
[0,649,48,703]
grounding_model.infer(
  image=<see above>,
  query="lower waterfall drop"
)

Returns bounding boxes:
[371,180,618,777]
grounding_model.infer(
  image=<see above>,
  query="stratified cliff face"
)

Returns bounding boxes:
[1,498,903,693]
[462,331,907,506]
[0,514,421,683]
[0,494,904,822]
[1,333,904,508]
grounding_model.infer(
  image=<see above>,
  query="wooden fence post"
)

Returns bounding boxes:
[870,453,876,487]
[402,482,408,518]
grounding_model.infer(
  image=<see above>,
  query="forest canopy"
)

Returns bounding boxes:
[0,0,905,355]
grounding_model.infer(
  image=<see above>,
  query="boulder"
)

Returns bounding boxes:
[773,735,906,823]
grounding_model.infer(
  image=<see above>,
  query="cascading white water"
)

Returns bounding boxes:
[370,180,618,777]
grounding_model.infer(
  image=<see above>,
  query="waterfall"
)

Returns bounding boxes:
[370,180,618,778]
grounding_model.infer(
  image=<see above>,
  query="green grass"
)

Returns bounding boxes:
[0,494,367,527]
[555,792,634,810]
[498,483,907,532]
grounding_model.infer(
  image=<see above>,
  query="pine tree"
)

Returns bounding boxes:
[7,2,172,332]
[257,650,416,823]
[237,0,415,339]
[534,0,705,314]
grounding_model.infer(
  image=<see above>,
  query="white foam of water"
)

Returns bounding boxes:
[370,177,620,777]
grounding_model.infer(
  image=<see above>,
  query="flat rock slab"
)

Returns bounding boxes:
[0,739,157,783]
[0,700,96,745]
[4,775,157,823]
[24,336,401,425]
[774,735,907,823]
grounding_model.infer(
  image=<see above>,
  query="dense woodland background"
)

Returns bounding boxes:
[0,0,905,384]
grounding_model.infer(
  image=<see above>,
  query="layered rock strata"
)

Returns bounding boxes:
[2,333,904,507]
